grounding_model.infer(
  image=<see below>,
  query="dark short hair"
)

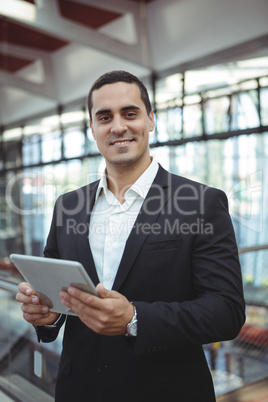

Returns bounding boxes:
[87,70,152,120]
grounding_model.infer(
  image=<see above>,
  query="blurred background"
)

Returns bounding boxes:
[0,0,268,400]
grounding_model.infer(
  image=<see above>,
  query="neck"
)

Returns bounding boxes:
[106,157,152,203]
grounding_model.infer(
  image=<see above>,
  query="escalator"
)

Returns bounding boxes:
[0,277,62,401]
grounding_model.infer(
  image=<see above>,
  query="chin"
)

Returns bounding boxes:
[112,158,136,166]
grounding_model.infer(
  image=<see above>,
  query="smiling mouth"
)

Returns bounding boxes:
[111,139,134,146]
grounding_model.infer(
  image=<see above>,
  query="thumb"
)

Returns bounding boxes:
[96,283,119,299]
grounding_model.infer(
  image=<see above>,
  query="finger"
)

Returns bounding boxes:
[21,305,50,323]
[60,291,100,323]
[23,311,52,325]
[21,303,49,315]
[60,294,106,332]
[17,282,34,296]
[60,287,95,305]
[60,286,121,313]
[60,291,88,313]
[96,284,119,299]
[24,310,59,326]
[23,311,50,322]
[96,283,108,298]
[16,291,41,305]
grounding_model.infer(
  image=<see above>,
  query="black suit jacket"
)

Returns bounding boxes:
[38,165,245,402]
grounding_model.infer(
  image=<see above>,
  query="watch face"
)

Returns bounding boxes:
[126,305,138,336]
[129,321,137,336]
[127,316,138,336]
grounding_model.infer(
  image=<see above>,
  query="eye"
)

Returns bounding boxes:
[99,115,110,122]
[125,112,137,118]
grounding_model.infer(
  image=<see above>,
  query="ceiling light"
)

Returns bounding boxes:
[0,0,36,22]
[61,111,85,124]
[3,128,22,141]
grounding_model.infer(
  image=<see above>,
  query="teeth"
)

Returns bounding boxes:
[114,141,131,145]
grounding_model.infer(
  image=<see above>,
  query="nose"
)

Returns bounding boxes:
[110,115,127,134]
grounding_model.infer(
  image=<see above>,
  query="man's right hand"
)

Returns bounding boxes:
[16,282,59,326]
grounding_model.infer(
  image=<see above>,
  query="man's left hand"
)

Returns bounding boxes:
[59,283,134,336]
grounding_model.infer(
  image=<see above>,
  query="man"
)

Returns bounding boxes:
[16,70,245,402]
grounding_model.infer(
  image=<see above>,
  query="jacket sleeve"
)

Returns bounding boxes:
[35,314,66,343]
[133,187,245,355]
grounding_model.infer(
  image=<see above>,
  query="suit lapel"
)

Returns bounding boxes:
[75,181,100,286]
[112,165,172,291]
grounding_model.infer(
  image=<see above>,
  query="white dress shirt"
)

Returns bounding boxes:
[89,158,159,290]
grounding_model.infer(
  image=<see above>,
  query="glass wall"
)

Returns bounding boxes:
[0,60,268,400]
[0,68,268,291]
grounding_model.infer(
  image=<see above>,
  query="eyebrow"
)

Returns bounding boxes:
[95,109,110,116]
[95,105,141,116]
[122,105,140,112]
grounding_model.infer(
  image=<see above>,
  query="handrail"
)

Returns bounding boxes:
[238,244,268,254]
[0,278,19,294]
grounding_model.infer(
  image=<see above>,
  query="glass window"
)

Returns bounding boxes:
[82,156,104,183]
[231,92,260,130]
[229,134,265,249]
[156,108,182,142]
[65,160,83,190]
[3,140,22,169]
[1,61,268,298]
[183,104,202,137]
[260,87,268,125]
[205,97,230,134]
[42,131,62,163]
[19,168,46,255]
[0,150,3,171]
[150,146,170,171]
[156,74,183,107]
[240,249,268,289]
[64,128,85,159]
[86,127,99,154]
[22,135,40,166]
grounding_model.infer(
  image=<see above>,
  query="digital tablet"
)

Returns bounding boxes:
[10,254,99,316]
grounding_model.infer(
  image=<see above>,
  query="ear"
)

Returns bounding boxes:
[149,111,155,132]
[90,121,96,140]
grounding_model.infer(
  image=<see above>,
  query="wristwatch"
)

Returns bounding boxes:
[125,304,138,337]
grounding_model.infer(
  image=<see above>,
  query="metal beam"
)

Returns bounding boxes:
[7,0,154,69]
[0,42,52,61]
[0,70,57,99]
[66,0,139,15]
[0,43,58,97]
[157,34,268,79]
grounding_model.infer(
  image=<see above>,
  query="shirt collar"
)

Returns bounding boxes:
[95,172,109,202]
[95,158,159,204]
[126,157,158,200]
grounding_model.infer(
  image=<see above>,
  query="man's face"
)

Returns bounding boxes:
[90,82,154,172]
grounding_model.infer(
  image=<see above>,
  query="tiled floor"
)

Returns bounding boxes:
[217,377,268,401]
[205,341,268,397]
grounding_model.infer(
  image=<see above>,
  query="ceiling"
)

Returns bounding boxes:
[0,0,268,127]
